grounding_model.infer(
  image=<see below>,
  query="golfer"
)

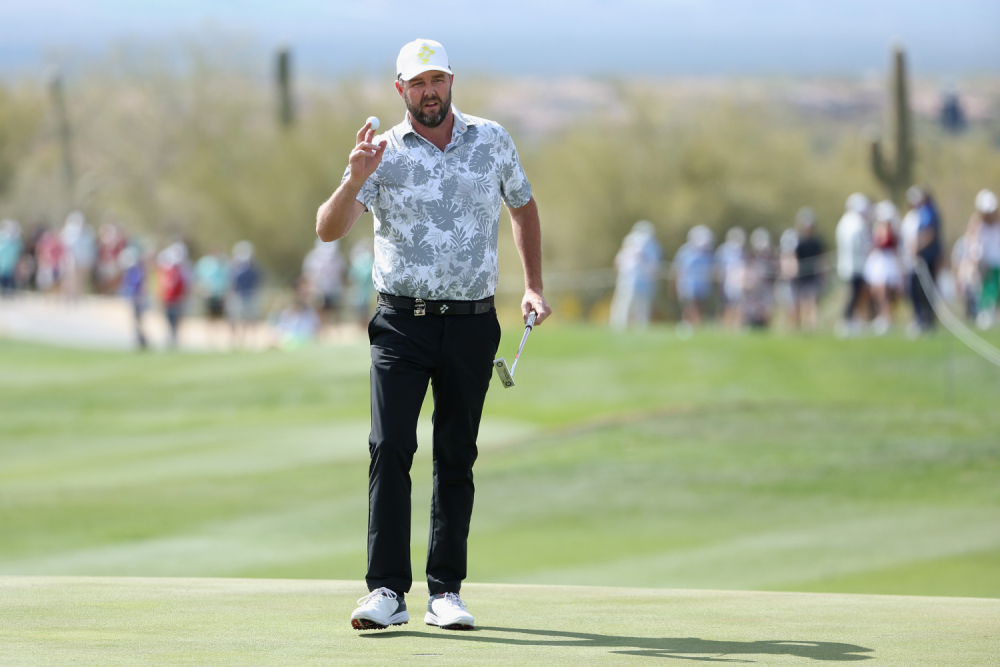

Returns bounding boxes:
[316,38,550,631]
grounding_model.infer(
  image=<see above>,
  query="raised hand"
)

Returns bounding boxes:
[348,121,387,185]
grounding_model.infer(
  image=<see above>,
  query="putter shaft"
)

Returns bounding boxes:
[509,311,536,376]
[493,311,537,389]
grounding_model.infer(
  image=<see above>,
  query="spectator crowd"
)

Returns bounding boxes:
[610,186,1000,336]
[1,184,997,348]
[0,212,377,350]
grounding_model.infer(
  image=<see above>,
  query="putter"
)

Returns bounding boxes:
[493,311,537,389]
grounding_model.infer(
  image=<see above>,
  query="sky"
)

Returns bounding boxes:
[0,0,998,78]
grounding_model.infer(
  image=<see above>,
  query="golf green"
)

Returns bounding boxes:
[2,327,999,597]
[3,576,997,665]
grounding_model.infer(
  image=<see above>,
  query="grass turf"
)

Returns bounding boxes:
[3,576,998,666]
[1,324,999,596]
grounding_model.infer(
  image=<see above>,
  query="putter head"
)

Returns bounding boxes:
[493,358,515,388]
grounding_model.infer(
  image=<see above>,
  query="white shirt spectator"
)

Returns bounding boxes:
[899,209,920,273]
[836,211,870,281]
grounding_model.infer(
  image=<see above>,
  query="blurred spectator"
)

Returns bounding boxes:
[348,240,376,327]
[909,186,944,333]
[118,246,148,350]
[96,222,128,294]
[715,226,747,330]
[610,220,662,331]
[900,186,923,328]
[0,219,23,296]
[864,201,903,335]
[195,249,229,316]
[229,240,261,346]
[940,87,966,134]
[35,227,64,292]
[17,221,47,290]
[793,208,825,332]
[157,242,190,348]
[952,224,979,321]
[274,278,322,349]
[673,225,715,327]
[742,227,775,329]
[777,227,799,329]
[195,249,231,346]
[60,211,97,298]
[969,189,1000,329]
[302,239,345,326]
[836,193,872,336]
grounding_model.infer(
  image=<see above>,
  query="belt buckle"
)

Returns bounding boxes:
[414,298,426,316]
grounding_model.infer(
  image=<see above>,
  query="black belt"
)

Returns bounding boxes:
[377,293,494,316]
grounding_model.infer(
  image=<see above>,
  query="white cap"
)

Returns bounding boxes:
[396,39,452,81]
[750,227,771,251]
[233,240,254,262]
[726,226,746,245]
[631,220,654,235]
[975,189,998,215]
[846,193,870,214]
[795,207,816,228]
[688,224,714,249]
[874,200,898,223]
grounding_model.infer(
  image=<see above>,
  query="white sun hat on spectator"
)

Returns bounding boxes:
[846,192,870,214]
[875,200,899,224]
[975,189,998,214]
[397,39,452,81]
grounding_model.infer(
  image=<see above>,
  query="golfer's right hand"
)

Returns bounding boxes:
[348,121,387,184]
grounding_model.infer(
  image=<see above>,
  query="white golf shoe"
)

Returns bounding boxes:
[350,588,409,630]
[425,592,475,630]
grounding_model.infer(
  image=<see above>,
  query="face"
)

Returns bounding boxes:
[396,70,453,128]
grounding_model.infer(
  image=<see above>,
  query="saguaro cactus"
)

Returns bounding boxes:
[276,47,294,127]
[870,43,914,207]
[48,71,74,201]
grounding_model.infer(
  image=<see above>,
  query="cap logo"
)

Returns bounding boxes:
[417,45,435,64]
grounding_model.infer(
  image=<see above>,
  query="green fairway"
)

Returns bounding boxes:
[1,325,999,597]
[3,576,998,666]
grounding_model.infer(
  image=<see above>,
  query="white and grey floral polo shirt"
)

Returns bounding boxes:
[345,106,533,301]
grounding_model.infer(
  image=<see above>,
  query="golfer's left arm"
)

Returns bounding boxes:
[509,196,552,325]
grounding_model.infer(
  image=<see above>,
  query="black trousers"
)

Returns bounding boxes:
[366,304,501,596]
[844,275,866,320]
[909,271,936,329]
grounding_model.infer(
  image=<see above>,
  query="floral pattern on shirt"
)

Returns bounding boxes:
[343,106,532,300]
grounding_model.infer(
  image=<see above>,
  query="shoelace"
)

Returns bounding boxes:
[440,592,467,609]
[357,587,397,606]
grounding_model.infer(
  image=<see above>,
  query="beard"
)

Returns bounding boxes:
[407,86,452,128]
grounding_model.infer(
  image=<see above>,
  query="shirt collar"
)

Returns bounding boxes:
[400,105,473,143]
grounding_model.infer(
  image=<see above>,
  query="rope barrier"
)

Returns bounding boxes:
[916,260,1000,369]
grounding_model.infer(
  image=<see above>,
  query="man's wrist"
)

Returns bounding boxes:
[341,175,366,194]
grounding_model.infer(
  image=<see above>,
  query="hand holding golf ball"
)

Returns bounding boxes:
[348,117,387,182]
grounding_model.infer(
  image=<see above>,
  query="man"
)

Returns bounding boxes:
[792,208,825,332]
[970,189,999,328]
[302,239,345,325]
[903,186,943,333]
[714,226,746,330]
[315,38,550,631]
[836,193,871,336]
[673,225,714,327]
[609,220,661,331]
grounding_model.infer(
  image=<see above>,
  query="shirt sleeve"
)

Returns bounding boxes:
[498,130,533,209]
[341,165,378,212]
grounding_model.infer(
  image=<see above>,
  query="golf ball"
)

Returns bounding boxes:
[366,116,380,131]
